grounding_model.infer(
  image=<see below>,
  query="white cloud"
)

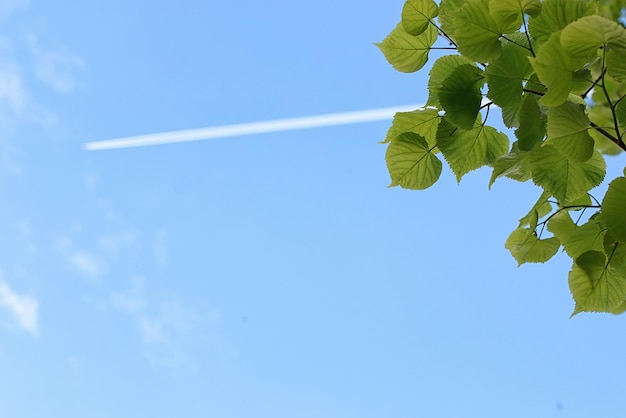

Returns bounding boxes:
[56,236,106,280]
[110,278,218,370]
[28,34,85,94]
[0,279,38,335]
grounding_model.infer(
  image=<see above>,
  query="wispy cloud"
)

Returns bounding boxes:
[0,0,30,23]
[56,236,106,280]
[0,279,38,335]
[111,278,219,370]
[27,34,85,94]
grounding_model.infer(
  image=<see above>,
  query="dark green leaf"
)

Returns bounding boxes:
[438,64,484,130]
[485,40,533,113]
[515,93,546,151]
[427,55,476,107]
[601,177,626,243]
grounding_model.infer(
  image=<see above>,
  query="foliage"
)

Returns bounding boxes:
[377,0,626,316]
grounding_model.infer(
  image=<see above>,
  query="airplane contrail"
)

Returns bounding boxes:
[83,104,423,151]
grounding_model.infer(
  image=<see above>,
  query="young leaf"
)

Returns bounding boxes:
[485,40,533,115]
[569,250,626,315]
[427,55,476,107]
[437,118,509,182]
[382,108,441,145]
[489,145,531,188]
[386,132,442,190]
[489,0,542,33]
[530,145,606,204]
[515,93,546,151]
[560,15,626,60]
[548,212,605,259]
[401,0,439,36]
[601,177,626,243]
[438,64,484,130]
[376,23,438,73]
[518,190,552,228]
[546,101,594,162]
[529,32,580,107]
[528,0,595,45]
[454,0,504,62]
[505,227,560,265]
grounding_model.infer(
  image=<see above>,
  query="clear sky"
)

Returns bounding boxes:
[1,1,625,417]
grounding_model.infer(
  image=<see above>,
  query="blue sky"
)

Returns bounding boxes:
[1,1,625,417]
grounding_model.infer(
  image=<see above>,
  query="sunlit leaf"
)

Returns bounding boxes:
[438,0,465,42]
[489,144,531,188]
[515,93,546,151]
[528,0,595,45]
[561,15,626,60]
[438,64,484,130]
[376,23,438,73]
[518,190,552,229]
[546,101,594,162]
[437,118,509,182]
[427,55,476,107]
[386,132,443,190]
[601,177,626,243]
[382,108,441,146]
[530,145,606,203]
[489,0,541,33]
[569,250,626,315]
[485,40,533,113]
[402,0,439,36]
[548,212,605,259]
[454,0,503,62]
[505,227,560,265]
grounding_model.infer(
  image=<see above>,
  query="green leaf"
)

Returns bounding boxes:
[437,118,509,182]
[548,212,605,259]
[438,0,465,42]
[505,227,560,265]
[529,32,580,107]
[528,0,595,45]
[386,132,443,190]
[561,15,626,60]
[606,49,626,82]
[376,23,438,73]
[518,190,552,229]
[616,98,626,130]
[427,55,476,107]
[454,0,504,62]
[489,145,532,188]
[485,40,534,112]
[601,177,626,243]
[546,101,594,162]
[569,250,626,315]
[489,0,542,33]
[401,0,439,36]
[382,108,441,145]
[515,93,546,151]
[438,64,484,130]
[530,145,606,203]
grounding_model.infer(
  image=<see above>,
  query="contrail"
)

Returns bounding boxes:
[83,104,423,151]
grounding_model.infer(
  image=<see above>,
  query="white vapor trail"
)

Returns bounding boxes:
[83,104,423,151]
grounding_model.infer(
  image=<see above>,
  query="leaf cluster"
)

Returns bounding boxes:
[377,0,626,316]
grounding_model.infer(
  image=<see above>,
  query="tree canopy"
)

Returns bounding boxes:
[377,0,626,316]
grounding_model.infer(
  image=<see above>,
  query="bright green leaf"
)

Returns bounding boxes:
[402,0,439,36]
[489,0,542,33]
[548,212,605,259]
[437,118,509,182]
[489,145,532,188]
[601,177,626,243]
[515,93,546,150]
[546,101,594,162]
[505,227,560,265]
[382,108,441,145]
[569,250,626,315]
[454,0,504,62]
[528,0,595,45]
[561,15,626,60]
[438,0,465,42]
[386,132,443,190]
[530,145,606,203]
[485,40,533,113]
[427,55,476,107]
[438,64,484,130]
[518,190,552,229]
[376,23,438,73]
